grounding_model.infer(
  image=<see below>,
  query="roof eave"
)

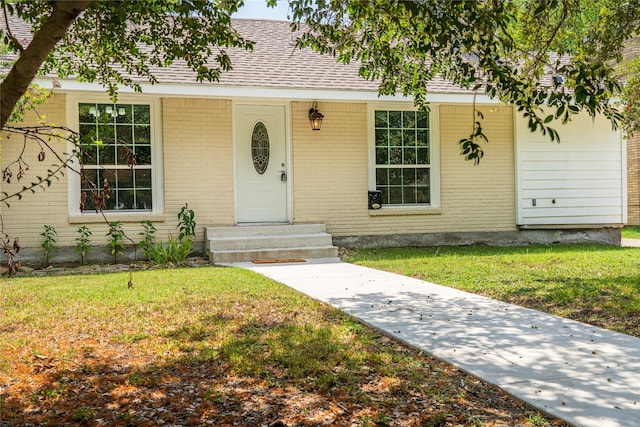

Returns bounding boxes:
[34,78,501,105]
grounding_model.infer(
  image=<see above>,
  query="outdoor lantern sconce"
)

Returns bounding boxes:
[308,101,324,130]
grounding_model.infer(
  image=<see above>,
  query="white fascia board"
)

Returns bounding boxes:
[34,78,500,105]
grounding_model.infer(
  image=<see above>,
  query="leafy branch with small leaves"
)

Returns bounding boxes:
[1,124,82,206]
[290,0,631,162]
[459,100,488,166]
[1,0,255,129]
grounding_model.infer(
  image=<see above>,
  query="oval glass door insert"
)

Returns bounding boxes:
[251,121,270,175]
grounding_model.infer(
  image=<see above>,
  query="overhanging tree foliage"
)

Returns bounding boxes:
[621,56,640,136]
[513,0,640,135]
[1,0,255,129]
[2,0,639,154]
[289,0,638,160]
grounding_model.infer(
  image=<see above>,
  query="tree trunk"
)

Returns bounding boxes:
[1,0,91,129]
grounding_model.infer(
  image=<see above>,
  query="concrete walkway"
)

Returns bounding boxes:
[621,238,640,248]
[234,258,640,427]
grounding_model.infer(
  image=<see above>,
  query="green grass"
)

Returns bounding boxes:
[622,226,640,239]
[1,267,334,363]
[0,266,557,425]
[347,244,640,336]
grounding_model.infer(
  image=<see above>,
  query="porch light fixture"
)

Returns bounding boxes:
[308,101,324,130]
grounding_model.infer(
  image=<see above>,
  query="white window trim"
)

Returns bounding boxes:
[66,94,164,219]
[367,102,440,209]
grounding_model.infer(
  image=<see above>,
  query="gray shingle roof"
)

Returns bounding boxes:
[201,19,465,94]
[220,19,381,91]
[1,15,466,94]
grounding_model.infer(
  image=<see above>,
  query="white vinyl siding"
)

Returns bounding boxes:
[516,111,625,226]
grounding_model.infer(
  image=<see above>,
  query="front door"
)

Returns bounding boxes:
[235,104,288,223]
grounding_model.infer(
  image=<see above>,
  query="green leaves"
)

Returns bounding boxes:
[618,56,640,136]
[75,225,93,264]
[7,84,52,124]
[290,0,630,162]
[2,0,634,165]
[2,0,254,105]
[177,203,196,243]
[40,224,57,266]
[106,221,125,263]
[459,109,487,165]
[139,205,194,266]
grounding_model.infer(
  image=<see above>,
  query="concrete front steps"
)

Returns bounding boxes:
[206,223,338,264]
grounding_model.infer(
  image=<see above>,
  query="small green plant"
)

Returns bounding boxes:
[373,412,391,426]
[72,406,95,422]
[526,414,551,427]
[138,205,197,266]
[40,224,57,266]
[139,220,157,260]
[358,415,371,427]
[203,388,224,403]
[177,202,196,242]
[127,372,143,386]
[145,234,193,266]
[117,411,136,423]
[75,225,92,264]
[40,384,65,399]
[106,222,125,263]
[466,415,487,427]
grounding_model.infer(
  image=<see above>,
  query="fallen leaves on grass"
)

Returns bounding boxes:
[2,336,562,426]
[0,267,566,426]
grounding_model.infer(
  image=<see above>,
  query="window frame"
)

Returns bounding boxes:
[67,95,164,218]
[368,103,440,209]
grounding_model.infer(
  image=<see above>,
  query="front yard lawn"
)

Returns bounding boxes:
[347,244,640,337]
[623,226,640,239]
[0,267,563,426]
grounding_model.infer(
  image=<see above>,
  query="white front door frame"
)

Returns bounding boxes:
[233,102,291,224]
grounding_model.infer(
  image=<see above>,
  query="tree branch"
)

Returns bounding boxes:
[2,2,25,53]
[523,0,572,78]
[1,0,92,129]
